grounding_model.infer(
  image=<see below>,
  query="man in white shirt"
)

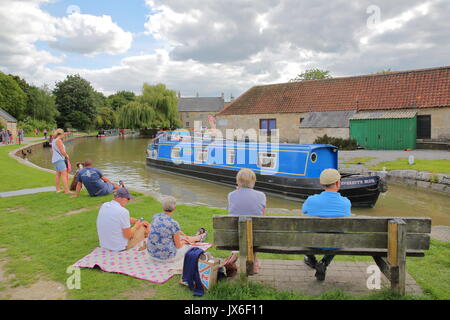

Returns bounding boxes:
[97,188,150,251]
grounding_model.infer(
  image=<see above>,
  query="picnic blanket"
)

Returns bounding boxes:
[72,243,213,284]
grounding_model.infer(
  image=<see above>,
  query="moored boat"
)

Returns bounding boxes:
[146,132,387,207]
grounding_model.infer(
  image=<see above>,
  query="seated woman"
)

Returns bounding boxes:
[147,196,205,267]
[227,168,266,216]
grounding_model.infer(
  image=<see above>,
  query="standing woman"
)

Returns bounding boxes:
[51,129,71,194]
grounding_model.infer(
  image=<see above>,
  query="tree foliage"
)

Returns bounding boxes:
[290,69,332,82]
[96,106,117,129]
[117,83,181,130]
[53,74,97,130]
[107,91,136,110]
[117,101,155,129]
[0,71,27,120]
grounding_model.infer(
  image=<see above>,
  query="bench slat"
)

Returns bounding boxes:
[213,215,432,234]
[214,246,425,257]
[214,230,430,250]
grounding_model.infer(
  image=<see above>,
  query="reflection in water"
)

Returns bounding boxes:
[28,136,450,225]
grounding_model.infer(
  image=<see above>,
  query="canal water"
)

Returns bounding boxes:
[28,135,450,226]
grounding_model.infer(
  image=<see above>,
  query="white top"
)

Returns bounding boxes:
[51,137,65,163]
[96,200,131,251]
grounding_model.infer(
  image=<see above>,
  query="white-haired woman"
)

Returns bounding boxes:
[228,168,266,216]
[51,128,71,194]
[147,196,204,265]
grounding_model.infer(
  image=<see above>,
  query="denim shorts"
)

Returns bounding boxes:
[94,182,115,196]
[53,160,67,171]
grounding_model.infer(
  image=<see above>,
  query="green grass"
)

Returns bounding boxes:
[0,144,449,300]
[0,145,54,192]
[370,158,450,174]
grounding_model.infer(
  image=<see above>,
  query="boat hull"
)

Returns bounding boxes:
[146,158,384,208]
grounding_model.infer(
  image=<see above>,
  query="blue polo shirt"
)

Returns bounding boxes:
[302,191,351,217]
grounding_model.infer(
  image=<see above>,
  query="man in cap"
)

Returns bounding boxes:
[301,168,351,281]
[96,188,150,252]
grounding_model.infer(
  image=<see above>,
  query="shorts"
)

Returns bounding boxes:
[94,182,115,197]
[53,160,67,171]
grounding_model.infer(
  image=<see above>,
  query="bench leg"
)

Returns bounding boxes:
[238,217,255,276]
[388,219,407,295]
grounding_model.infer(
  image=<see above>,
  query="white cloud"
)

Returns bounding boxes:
[50,13,133,55]
[0,0,132,86]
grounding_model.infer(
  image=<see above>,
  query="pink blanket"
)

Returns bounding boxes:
[72,243,212,284]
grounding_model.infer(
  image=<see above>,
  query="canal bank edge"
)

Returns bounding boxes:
[12,138,450,196]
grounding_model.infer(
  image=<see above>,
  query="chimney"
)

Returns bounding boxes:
[230,93,235,101]
[221,92,224,100]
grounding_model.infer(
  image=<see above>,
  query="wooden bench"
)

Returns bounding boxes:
[213,215,431,295]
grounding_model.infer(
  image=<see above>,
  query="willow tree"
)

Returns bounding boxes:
[139,83,181,129]
[116,101,155,129]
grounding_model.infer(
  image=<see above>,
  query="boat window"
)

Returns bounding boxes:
[196,148,208,162]
[226,150,235,164]
[171,147,181,158]
[310,152,317,163]
[258,152,277,169]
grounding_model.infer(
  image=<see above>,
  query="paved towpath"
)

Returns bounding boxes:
[246,259,422,297]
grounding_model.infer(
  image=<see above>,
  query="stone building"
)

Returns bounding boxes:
[0,108,17,136]
[178,96,225,130]
[216,66,450,148]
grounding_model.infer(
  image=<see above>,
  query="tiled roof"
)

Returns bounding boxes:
[0,108,17,122]
[178,97,224,112]
[219,66,450,115]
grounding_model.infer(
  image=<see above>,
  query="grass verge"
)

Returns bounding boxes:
[370,158,450,173]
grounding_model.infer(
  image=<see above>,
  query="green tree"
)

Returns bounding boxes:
[139,83,181,129]
[95,106,117,129]
[117,101,155,129]
[27,85,59,123]
[0,72,27,120]
[290,68,332,82]
[375,68,393,75]
[53,74,97,130]
[107,91,136,110]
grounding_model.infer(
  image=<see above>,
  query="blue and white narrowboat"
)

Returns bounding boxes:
[146,132,387,207]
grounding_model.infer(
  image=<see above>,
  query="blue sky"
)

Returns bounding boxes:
[1,0,449,97]
[38,0,160,70]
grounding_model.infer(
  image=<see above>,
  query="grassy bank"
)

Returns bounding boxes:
[0,144,449,300]
[370,158,450,174]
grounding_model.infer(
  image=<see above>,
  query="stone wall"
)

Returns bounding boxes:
[417,107,450,140]
[179,111,218,129]
[216,113,307,143]
[368,170,450,194]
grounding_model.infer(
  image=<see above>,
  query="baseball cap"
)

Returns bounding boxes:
[114,188,134,200]
[320,169,341,185]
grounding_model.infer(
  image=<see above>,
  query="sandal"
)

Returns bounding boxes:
[195,228,208,242]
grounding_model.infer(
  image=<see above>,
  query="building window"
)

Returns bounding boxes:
[185,122,190,127]
[299,117,304,128]
[260,119,277,135]
[258,152,277,169]
[226,150,235,164]
[171,147,181,158]
[196,148,208,162]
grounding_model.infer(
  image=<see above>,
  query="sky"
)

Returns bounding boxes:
[0,0,449,100]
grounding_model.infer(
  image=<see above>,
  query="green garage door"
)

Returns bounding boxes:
[350,111,417,150]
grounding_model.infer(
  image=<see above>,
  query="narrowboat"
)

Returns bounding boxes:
[146,133,387,207]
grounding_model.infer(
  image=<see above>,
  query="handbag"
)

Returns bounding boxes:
[65,159,72,173]
[222,252,238,278]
